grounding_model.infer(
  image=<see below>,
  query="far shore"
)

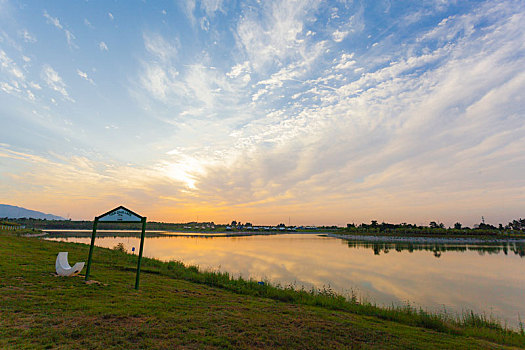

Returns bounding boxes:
[38,228,525,243]
[326,232,525,244]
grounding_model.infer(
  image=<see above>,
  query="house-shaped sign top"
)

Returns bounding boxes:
[86,205,147,290]
[97,206,144,222]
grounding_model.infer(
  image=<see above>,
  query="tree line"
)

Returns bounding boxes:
[345,218,525,235]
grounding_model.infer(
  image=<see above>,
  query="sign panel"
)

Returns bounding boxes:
[86,205,147,289]
[98,207,142,222]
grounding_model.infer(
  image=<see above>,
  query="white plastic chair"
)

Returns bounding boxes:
[55,252,85,277]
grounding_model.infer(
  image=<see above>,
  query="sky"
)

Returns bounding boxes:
[0,0,524,226]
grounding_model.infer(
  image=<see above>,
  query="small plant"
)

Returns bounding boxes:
[113,242,126,253]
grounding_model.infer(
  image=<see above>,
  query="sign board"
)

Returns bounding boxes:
[97,206,143,222]
[85,205,147,290]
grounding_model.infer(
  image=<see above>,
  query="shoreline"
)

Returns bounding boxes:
[325,232,525,244]
[41,228,525,243]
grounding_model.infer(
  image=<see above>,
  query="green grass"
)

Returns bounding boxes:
[1,230,524,349]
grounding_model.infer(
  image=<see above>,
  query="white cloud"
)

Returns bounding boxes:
[200,17,210,31]
[0,49,25,80]
[332,30,348,42]
[29,81,41,90]
[182,0,197,26]
[140,64,178,101]
[137,32,246,116]
[43,10,76,48]
[163,0,525,224]
[20,29,36,43]
[108,12,114,21]
[43,10,62,29]
[84,18,94,28]
[0,81,18,94]
[41,64,73,101]
[331,5,365,43]
[143,33,177,63]
[236,0,322,70]
[0,50,37,101]
[64,30,75,47]
[76,69,95,85]
[334,52,355,70]
[99,41,108,51]
[26,89,35,100]
[200,0,224,18]
[227,61,250,79]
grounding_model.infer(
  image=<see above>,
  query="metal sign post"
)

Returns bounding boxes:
[135,217,147,290]
[85,217,98,280]
[84,206,147,290]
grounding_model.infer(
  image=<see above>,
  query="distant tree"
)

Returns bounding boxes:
[429,221,444,229]
[347,223,355,228]
[371,220,378,227]
[509,218,525,231]
[478,222,497,230]
[231,220,237,227]
[454,222,462,230]
[277,223,285,227]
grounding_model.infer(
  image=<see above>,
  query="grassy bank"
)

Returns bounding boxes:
[1,230,524,349]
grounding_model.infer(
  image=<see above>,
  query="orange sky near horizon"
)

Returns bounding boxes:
[1,1,524,229]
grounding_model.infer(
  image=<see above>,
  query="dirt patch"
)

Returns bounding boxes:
[85,280,108,286]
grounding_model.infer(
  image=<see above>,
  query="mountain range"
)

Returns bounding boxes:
[0,204,65,220]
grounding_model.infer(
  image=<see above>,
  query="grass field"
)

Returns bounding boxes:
[1,229,524,349]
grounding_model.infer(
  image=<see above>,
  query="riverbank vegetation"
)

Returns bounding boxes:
[342,219,525,238]
[7,217,525,239]
[1,228,525,349]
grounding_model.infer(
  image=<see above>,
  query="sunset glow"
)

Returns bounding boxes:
[1,0,524,226]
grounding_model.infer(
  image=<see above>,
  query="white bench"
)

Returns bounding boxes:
[55,252,85,277]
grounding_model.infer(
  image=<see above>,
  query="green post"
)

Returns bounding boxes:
[85,218,98,281]
[135,218,147,290]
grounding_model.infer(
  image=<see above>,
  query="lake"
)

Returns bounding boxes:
[45,232,525,328]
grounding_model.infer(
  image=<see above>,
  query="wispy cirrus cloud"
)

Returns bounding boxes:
[19,29,36,43]
[144,33,178,63]
[43,10,76,48]
[0,49,41,101]
[139,0,525,225]
[41,64,73,101]
[236,0,321,71]
[76,69,95,85]
[83,18,94,29]
[0,49,24,80]
[3,0,524,226]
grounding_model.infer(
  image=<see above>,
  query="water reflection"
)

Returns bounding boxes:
[344,240,525,258]
[45,233,525,328]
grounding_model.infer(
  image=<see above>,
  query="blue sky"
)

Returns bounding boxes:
[1,0,524,226]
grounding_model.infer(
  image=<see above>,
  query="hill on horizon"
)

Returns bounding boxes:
[0,204,65,220]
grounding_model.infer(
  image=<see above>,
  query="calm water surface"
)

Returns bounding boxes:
[46,232,525,327]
